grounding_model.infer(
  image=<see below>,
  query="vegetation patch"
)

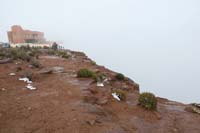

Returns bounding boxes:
[138,92,157,110]
[115,73,125,81]
[77,69,95,78]
[57,51,69,59]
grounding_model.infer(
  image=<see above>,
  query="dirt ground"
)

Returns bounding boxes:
[0,52,200,133]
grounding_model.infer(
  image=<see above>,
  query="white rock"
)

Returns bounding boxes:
[19,78,32,84]
[26,84,36,90]
[9,73,16,76]
[112,93,120,101]
[1,88,6,91]
[103,78,108,82]
[97,82,104,87]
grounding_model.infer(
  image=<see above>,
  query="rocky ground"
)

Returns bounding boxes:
[0,50,200,133]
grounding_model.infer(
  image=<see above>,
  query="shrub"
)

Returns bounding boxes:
[115,73,125,81]
[57,51,69,59]
[8,48,31,61]
[30,59,41,68]
[138,92,157,110]
[17,50,31,61]
[47,49,56,55]
[77,69,95,78]
[91,61,96,65]
[9,48,18,59]
[93,73,106,82]
[112,89,127,101]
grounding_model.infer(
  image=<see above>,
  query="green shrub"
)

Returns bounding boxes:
[77,69,95,78]
[112,89,127,101]
[115,73,125,81]
[91,61,96,65]
[30,59,41,68]
[138,92,157,110]
[9,48,18,59]
[17,50,31,61]
[57,51,69,59]
[8,48,31,61]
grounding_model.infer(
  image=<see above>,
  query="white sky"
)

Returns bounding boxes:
[1,0,200,103]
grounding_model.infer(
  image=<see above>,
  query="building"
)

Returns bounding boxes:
[7,25,46,44]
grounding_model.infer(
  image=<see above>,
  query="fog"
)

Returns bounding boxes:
[1,0,200,103]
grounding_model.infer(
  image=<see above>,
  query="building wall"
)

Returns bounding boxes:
[7,25,46,44]
[10,43,53,48]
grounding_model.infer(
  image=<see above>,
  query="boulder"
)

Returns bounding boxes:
[0,58,13,64]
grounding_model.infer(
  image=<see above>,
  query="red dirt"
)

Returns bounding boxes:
[0,52,200,133]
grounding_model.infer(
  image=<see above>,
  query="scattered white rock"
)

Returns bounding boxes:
[26,84,36,90]
[112,93,121,101]
[9,73,16,76]
[1,88,6,91]
[97,82,104,87]
[103,78,108,82]
[19,78,32,84]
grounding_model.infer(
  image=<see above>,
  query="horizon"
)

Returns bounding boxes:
[1,0,200,103]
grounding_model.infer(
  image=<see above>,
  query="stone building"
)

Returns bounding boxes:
[7,25,46,44]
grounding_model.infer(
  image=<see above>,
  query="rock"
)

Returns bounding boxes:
[0,58,12,64]
[9,73,16,76]
[86,120,96,126]
[26,84,37,90]
[51,67,65,73]
[1,88,6,91]
[97,82,104,87]
[39,67,65,74]
[39,68,53,74]
[185,104,200,114]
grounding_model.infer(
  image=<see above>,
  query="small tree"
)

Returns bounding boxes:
[52,42,58,50]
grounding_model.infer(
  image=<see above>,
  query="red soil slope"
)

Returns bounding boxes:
[0,51,200,133]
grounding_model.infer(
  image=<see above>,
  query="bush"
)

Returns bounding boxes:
[17,50,31,61]
[30,59,41,68]
[115,73,125,81]
[77,69,95,78]
[112,89,127,101]
[47,49,56,55]
[57,51,69,59]
[93,73,106,82]
[138,92,157,110]
[91,61,96,65]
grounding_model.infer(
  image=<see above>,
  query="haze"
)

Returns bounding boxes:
[1,0,200,103]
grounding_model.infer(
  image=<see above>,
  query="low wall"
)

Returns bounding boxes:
[10,43,53,48]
